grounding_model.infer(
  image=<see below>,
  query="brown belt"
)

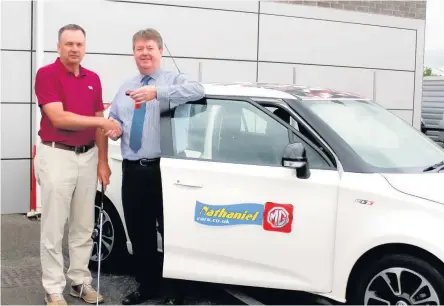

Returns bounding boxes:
[42,141,95,154]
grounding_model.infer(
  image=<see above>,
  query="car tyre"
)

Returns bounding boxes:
[348,253,444,305]
[89,191,129,274]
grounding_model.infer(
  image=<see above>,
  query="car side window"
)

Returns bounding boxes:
[171,98,331,169]
[262,104,335,167]
[265,106,299,130]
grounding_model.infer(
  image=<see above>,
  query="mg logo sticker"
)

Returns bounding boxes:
[267,207,290,228]
[263,202,294,233]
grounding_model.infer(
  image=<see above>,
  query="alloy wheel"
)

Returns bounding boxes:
[364,267,440,305]
[90,205,115,262]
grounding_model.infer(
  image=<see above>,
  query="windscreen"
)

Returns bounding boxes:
[302,99,444,171]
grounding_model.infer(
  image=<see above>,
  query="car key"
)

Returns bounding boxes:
[126,91,141,109]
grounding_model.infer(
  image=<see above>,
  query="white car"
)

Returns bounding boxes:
[89,82,444,305]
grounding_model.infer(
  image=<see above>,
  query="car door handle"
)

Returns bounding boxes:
[174,179,203,188]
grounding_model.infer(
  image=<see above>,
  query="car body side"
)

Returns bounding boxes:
[99,83,444,303]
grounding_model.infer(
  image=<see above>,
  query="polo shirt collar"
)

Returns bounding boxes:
[138,68,162,83]
[55,57,87,77]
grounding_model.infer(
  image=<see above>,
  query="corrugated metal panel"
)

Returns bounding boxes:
[422,76,444,147]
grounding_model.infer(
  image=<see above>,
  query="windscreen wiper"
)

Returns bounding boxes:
[423,160,444,172]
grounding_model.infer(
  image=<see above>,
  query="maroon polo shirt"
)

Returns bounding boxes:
[34,57,104,146]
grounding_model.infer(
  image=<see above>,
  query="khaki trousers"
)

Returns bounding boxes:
[34,142,98,294]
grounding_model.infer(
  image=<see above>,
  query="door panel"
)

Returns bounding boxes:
[161,97,340,292]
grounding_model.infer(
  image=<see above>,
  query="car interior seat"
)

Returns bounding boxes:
[214,105,282,165]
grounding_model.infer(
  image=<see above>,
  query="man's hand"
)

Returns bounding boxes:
[127,85,157,104]
[104,119,123,140]
[101,118,121,134]
[98,160,111,190]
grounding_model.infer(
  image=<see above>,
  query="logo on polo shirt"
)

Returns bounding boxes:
[88,86,93,90]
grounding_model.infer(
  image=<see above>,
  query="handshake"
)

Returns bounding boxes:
[100,118,122,140]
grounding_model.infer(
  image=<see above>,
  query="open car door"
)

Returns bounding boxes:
[158,96,340,293]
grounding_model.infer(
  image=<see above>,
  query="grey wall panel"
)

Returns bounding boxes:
[161,57,201,81]
[161,57,255,83]
[198,60,256,83]
[1,104,32,159]
[31,52,36,103]
[292,65,374,100]
[1,0,32,50]
[259,1,424,32]
[42,1,258,60]
[258,14,416,71]
[1,51,31,103]
[113,0,259,12]
[374,71,415,110]
[258,63,374,100]
[257,63,294,84]
[1,160,31,214]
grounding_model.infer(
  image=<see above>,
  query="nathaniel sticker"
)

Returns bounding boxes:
[194,201,294,233]
[195,201,264,226]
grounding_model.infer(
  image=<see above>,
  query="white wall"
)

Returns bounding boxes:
[1,0,425,213]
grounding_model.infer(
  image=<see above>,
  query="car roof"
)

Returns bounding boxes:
[102,82,369,112]
[202,82,369,101]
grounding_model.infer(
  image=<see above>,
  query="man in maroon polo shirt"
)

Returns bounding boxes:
[34,24,120,305]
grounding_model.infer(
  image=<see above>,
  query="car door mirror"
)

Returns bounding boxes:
[282,142,310,179]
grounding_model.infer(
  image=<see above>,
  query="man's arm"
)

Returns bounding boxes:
[35,68,110,131]
[156,73,205,109]
[42,103,108,130]
[96,111,112,189]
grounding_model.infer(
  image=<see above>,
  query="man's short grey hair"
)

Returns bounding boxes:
[58,24,86,41]
[132,28,163,49]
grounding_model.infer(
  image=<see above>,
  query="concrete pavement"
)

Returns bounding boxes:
[0,214,242,305]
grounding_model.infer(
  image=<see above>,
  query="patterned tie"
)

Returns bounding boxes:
[129,75,151,153]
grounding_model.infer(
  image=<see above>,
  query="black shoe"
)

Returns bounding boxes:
[122,290,155,305]
[161,296,184,305]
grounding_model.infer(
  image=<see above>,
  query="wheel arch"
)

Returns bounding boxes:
[345,243,444,301]
[95,190,119,218]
